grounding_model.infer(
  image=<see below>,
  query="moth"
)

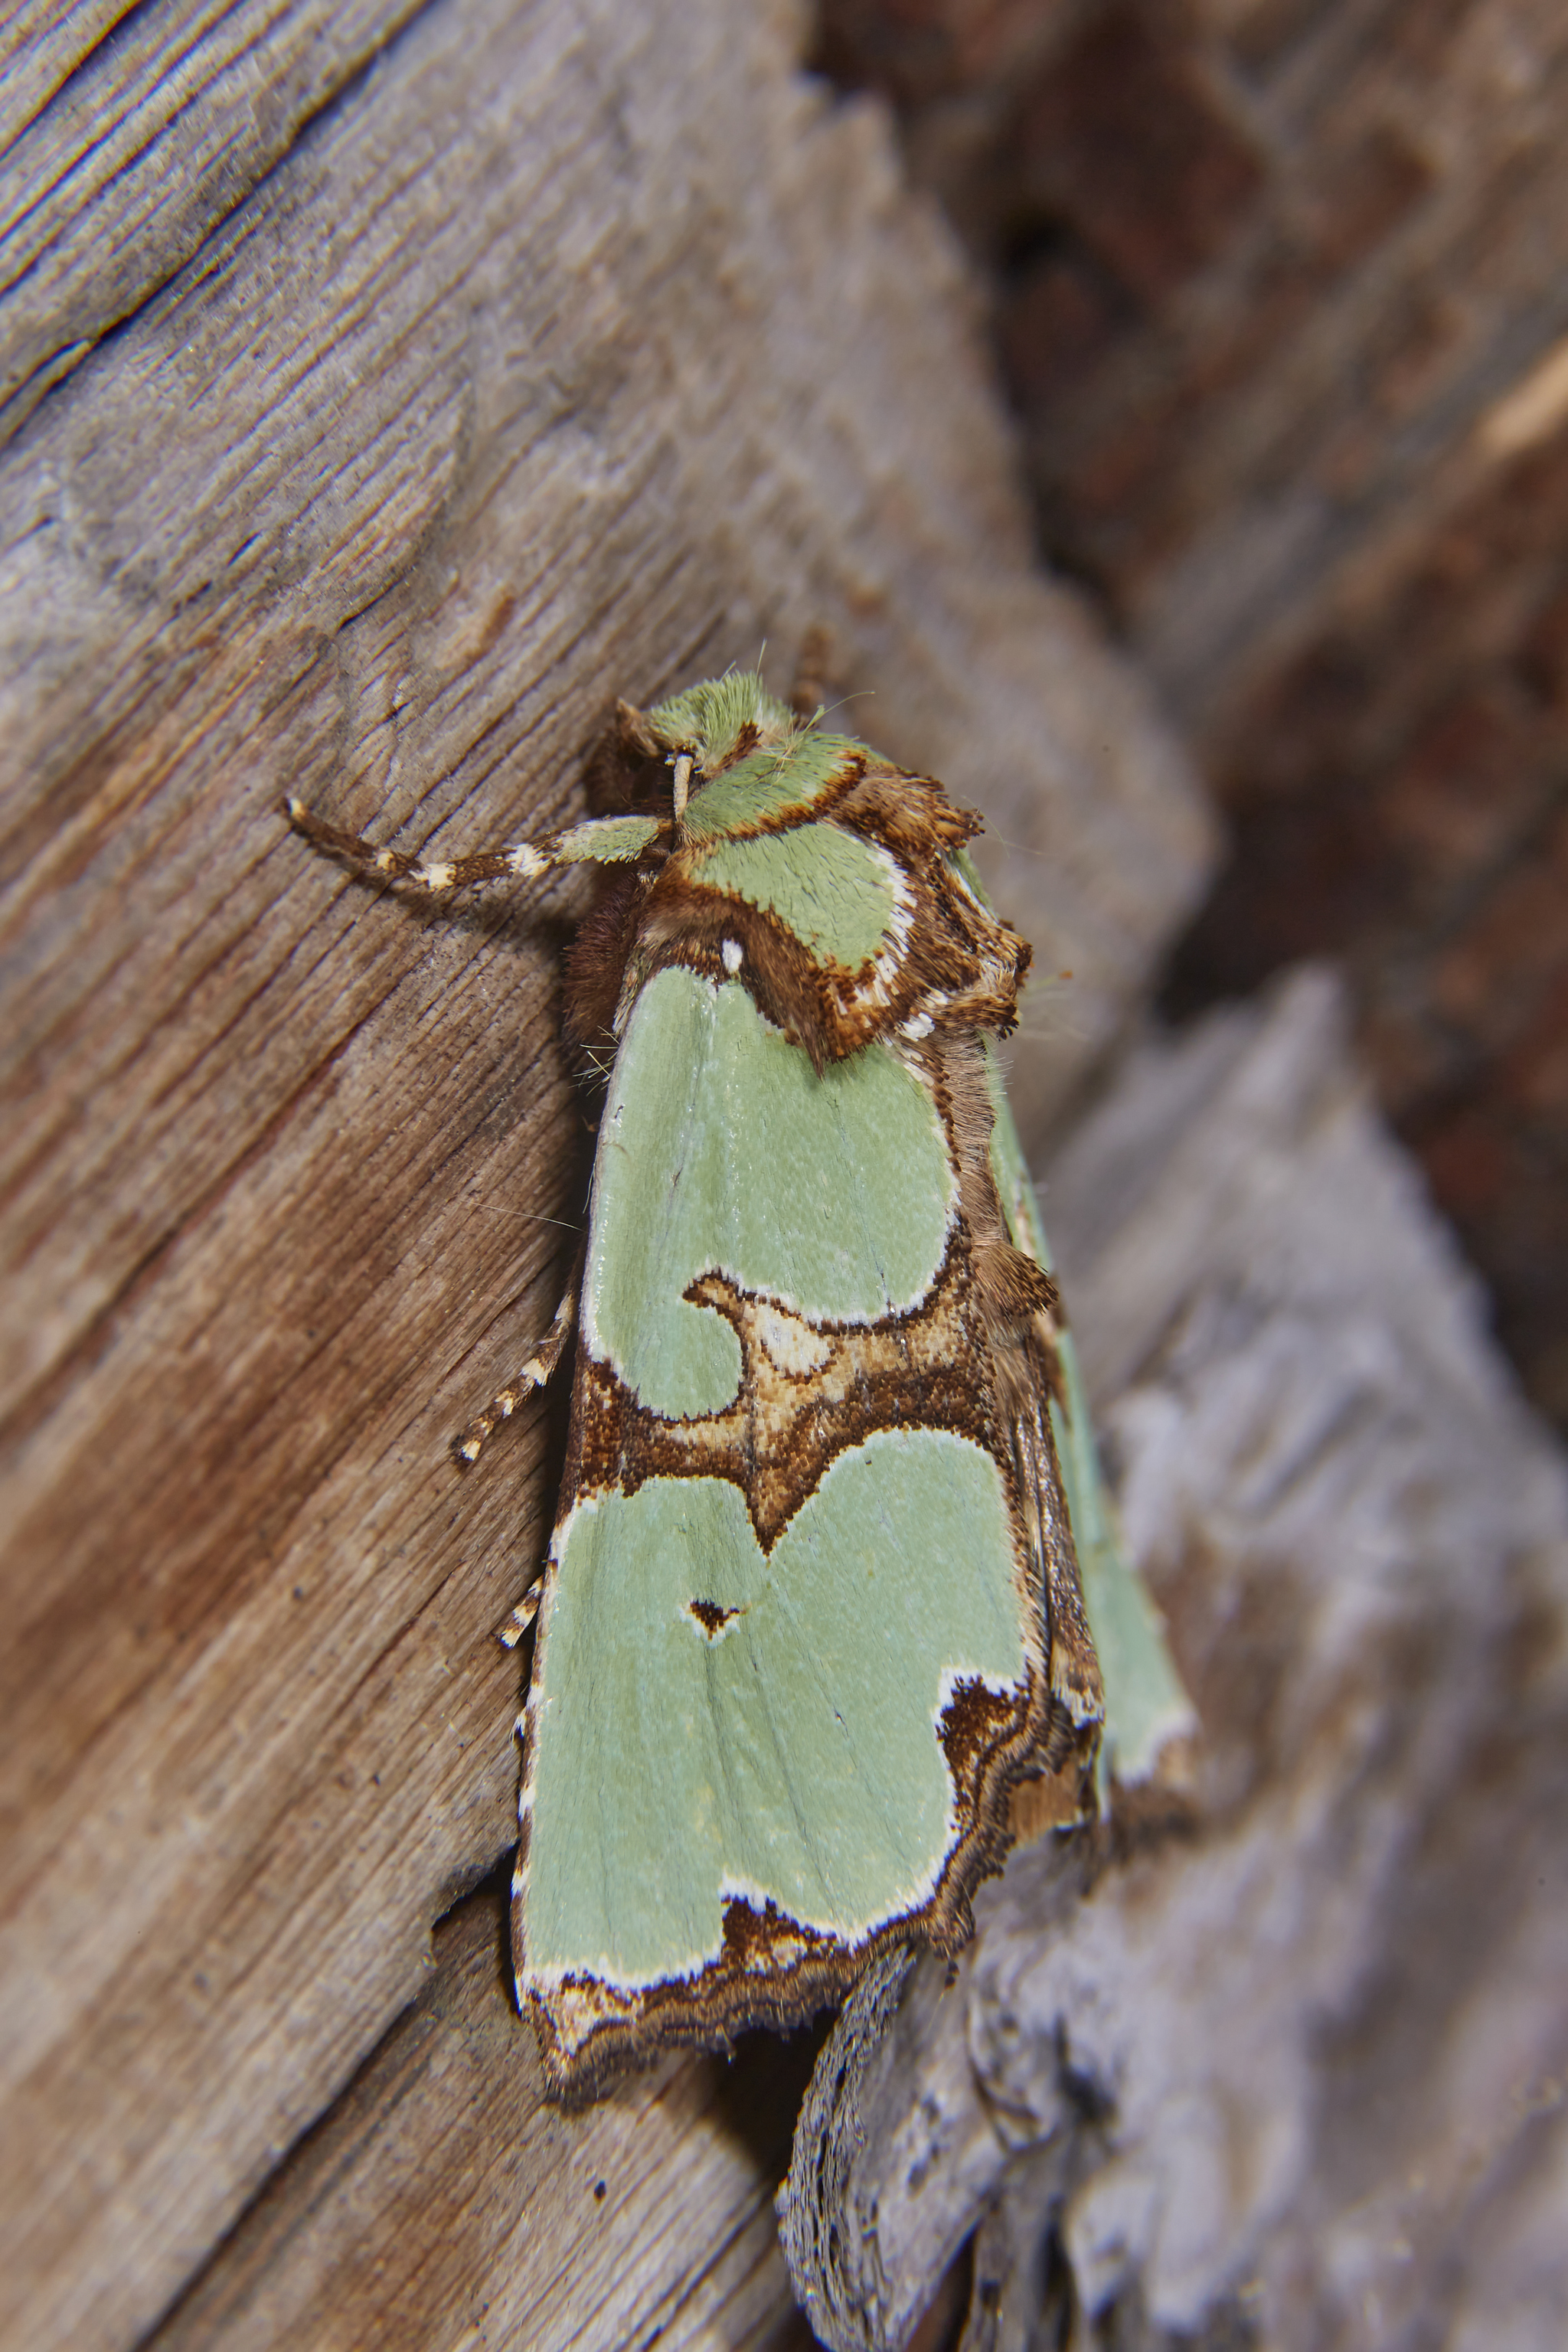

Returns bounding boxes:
[290,668,1105,2101]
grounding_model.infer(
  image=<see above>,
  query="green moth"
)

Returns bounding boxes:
[290,670,1107,2101]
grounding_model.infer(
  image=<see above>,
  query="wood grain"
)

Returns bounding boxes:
[151,1875,817,2351]
[0,2,1210,2344]
[0,0,428,445]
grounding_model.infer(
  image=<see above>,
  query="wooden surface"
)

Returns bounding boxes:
[0,4,1212,2347]
[784,971,1568,2350]
[151,1875,818,2351]
[0,0,428,446]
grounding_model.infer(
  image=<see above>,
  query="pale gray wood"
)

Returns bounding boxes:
[0,1,1211,2345]
[781,969,1568,2350]
[0,0,429,443]
[776,1946,920,2352]
[0,1,138,158]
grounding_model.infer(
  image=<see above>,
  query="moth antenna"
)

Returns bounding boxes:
[812,688,877,732]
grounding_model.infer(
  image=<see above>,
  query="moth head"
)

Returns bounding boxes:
[645,671,799,786]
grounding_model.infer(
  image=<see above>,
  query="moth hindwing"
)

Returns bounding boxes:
[290,670,1105,2101]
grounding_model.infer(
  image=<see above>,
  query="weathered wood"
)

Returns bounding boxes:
[0,2,1211,2345]
[0,0,427,446]
[150,1875,815,2350]
[781,970,1568,2349]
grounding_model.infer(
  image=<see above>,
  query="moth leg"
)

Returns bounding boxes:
[498,1584,543,1648]
[286,799,659,890]
[455,1272,580,1472]
[482,1250,587,1651]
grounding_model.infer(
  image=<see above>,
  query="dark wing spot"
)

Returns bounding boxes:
[688,1598,740,1637]
[939,1676,1023,1808]
[719,1891,823,1968]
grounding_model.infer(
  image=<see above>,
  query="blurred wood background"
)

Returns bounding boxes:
[821,0,1568,1442]
[5,2,1567,2347]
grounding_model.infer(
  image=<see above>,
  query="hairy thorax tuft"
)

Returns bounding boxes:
[648,671,800,778]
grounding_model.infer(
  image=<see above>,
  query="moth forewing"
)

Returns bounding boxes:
[289,671,1105,2104]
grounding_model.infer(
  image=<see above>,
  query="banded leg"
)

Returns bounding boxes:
[501,1577,546,1648]
[286,798,663,890]
[456,1258,582,1474]
[471,1259,584,1651]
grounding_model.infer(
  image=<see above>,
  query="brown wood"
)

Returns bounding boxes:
[151,1876,817,2351]
[0,2,1210,2346]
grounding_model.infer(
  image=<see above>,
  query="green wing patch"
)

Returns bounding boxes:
[584,967,955,1419]
[688,824,898,972]
[526,1430,1024,1991]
